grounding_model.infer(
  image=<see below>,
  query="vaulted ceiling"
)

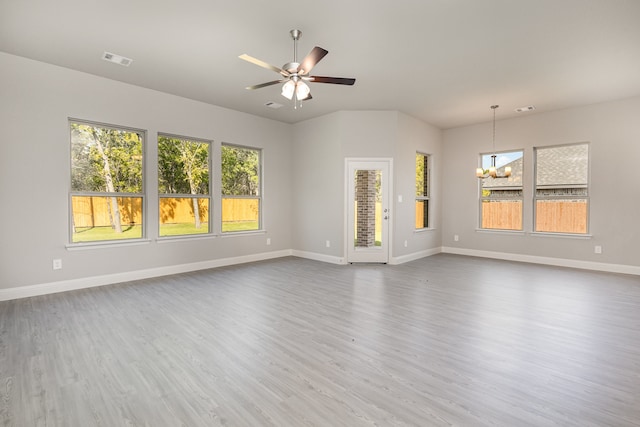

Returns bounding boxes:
[2,0,639,128]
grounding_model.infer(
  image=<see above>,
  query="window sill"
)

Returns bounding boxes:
[475,228,525,236]
[529,231,592,239]
[220,229,266,237]
[157,234,218,243]
[66,238,152,250]
[414,228,437,233]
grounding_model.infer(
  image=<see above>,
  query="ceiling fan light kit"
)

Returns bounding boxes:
[239,29,356,107]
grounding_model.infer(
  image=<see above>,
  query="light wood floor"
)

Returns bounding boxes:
[1,254,640,426]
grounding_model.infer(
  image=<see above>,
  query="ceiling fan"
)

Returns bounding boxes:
[239,29,356,104]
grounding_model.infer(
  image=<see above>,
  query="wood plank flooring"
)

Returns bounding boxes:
[1,254,640,426]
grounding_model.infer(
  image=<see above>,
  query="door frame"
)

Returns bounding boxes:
[344,157,393,263]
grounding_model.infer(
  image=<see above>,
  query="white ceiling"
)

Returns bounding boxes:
[2,0,640,129]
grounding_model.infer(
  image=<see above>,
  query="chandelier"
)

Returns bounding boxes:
[476,105,512,179]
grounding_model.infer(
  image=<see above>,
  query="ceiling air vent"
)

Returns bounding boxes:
[265,101,283,109]
[102,51,133,67]
[515,105,535,113]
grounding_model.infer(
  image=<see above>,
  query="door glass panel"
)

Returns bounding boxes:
[353,169,382,249]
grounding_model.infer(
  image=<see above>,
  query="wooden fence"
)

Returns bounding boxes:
[72,196,258,227]
[481,201,523,230]
[535,200,587,233]
[72,196,143,228]
[415,201,426,229]
[482,200,587,233]
[221,198,259,223]
[73,197,586,233]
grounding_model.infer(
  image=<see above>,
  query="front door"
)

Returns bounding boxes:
[346,159,391,263]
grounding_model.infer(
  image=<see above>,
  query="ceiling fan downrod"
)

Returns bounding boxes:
[290,29,302,64]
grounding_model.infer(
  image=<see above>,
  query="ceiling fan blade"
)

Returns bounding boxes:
[239,54,289,76]
[297,47,328,75]
[246,80,285,90]
[301,93,313,101]
[310,76,356,85]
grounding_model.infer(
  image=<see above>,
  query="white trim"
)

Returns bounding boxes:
[291,250,346,265]
[5,246,638,302]
[529,231,592,239]
[442,246,640,276]
[345,158,393,264]
[390,247,441,265]
[0,250,292,302]
[67,238,152,250]
[414,227,437,234]
[475,229,525,235]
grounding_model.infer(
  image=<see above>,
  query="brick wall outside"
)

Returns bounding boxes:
[355,170,377,247]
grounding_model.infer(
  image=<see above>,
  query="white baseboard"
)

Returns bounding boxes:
[4,246,638,302]
[390,247,441,265]
[291,250,346,265]
[441,246,640,275]
[0,249,293,302]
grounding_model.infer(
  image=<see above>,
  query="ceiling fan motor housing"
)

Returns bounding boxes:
[283,62,301,74]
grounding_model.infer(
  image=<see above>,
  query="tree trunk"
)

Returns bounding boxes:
[191,196,201,229]
[186,165,201,229]
[92,130,122,233]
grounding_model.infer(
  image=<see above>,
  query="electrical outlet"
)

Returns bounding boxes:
[594,245,602,254]
[266,238,271,245]
[454,235,459,242]
[398,195,403,203]
[326,240,331,248]
[404,240,408,248]
[52,259,62,270]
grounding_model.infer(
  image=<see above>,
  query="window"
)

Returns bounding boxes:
[479,150,523,231]
[415,153,430,229]
[158,135,210,237]
[534,143,589,234]
[70,121,144,243]
[221,144,261,232]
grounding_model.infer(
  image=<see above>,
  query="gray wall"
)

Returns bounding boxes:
[291,110,443,262]
[291,113,344,258]
[3,49,637,294]
[0,52,293,289]
[442,97,640,268]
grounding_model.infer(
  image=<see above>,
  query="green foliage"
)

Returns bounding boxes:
[158,136,209,194]
[71,123,142,193]
[415,153,428,197]
[221,145,259,196]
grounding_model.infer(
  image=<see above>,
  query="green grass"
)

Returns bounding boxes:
[222,221,259,232]
[73,225,142,242]
[74,221,259,242]
[160,222,209,237]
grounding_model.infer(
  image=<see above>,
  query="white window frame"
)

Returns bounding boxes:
[415,152,431,229]
[533,142,590,235]
[69,119,146,245]
[157,133,212,238]
[221,143,263,233]
[478,149,524,231]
